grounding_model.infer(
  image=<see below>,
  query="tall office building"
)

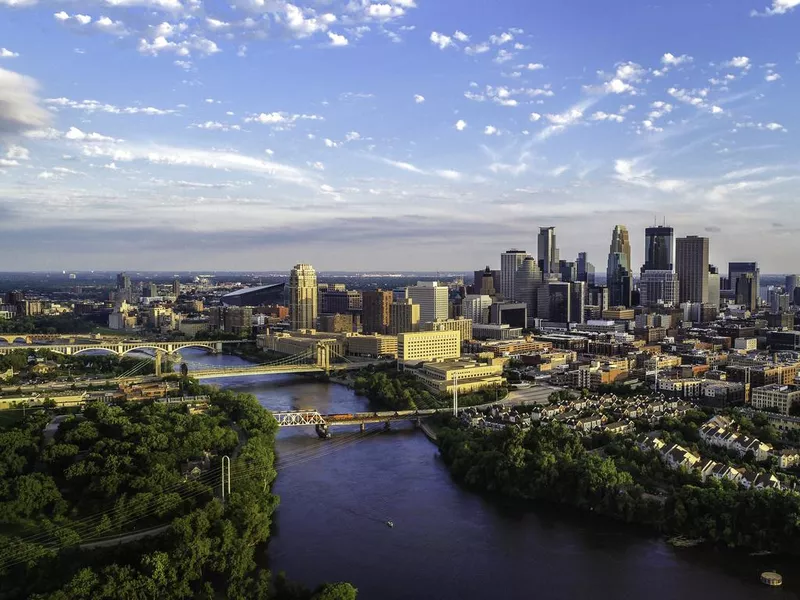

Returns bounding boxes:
[576,252,595,285]
[389,299,420,335]
[362,290,393,334]
[676,236,709,304]
[570,281,586,324]
[728,262,760,302]
[786,275,799,304]
[708,265,721,308]
[559,260,577,283]
[537,281,571,323]
[606,226,632,307]
[116,272,131,291]
[513,256,543,322]
[407,281,449,324]
[462,294,493,325]
[644,225,674,272]
[735,273,758,312]
[537,227,560,275]
[289,263,318,330]
[639,270,680,307]
[172,278,181,297]
[473,267,499,297]
[770,290,790,314]
[500,249,528,301]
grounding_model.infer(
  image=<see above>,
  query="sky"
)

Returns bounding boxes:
[0,0,799,273]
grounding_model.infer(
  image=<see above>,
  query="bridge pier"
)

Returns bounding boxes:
[384,421,391,432]
[360,423,365,433]
[315,424,331,439]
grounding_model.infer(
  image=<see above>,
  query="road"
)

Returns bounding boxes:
[502,385,561,407]
[43,414,70,443]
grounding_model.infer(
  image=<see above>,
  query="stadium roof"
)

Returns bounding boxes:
[221,283,284,299]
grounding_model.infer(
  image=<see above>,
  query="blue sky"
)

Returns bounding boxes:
[1,0,799,272]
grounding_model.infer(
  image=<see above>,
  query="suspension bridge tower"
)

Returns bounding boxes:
[315,342,331,372]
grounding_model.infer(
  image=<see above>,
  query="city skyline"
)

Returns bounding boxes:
[1,0,800,271]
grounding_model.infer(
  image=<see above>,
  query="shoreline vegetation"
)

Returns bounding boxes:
[435,415,800,557]
[0,383,358,600]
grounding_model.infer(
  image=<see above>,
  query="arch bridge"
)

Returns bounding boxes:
[0,340,245,357]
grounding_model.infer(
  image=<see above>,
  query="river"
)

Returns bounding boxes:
[181,349,798,600]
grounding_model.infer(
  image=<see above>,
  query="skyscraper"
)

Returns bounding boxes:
[514,256,543,322]
[389,299,420,335]
[644,225,674,272]
[462,294,493,325]
[735,273,758,312]
[676,236,709,304]
[787,275,799,305]
[729,262,760,302]
[407,281,449,323]
[576,252,595,285]
[362,290,393,334]
[639,271,680,307]
[500,249,528,301]
[537,227,560,276]
[172,278,181,297]
[559,260,577,283]
[289,263,318,330]
[606,226,632,307]
[708,265,721,308]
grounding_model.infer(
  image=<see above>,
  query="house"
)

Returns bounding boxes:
[710,463,742,484]
[740,470,781,490]
[664,443,701,470]
[697,458,718,481]
[777,449,800,469]
[574,414,604,433]
[605,421,632,435]
[734,436,772,462]
[636,432,666,453]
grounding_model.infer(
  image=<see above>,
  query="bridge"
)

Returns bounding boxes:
[0,340,246,357]
[272,408,449,437]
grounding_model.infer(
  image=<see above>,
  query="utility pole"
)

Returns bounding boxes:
[221,455,231,503]
[452,373,459,416]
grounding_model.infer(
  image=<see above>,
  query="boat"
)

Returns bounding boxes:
[386,521,394,528]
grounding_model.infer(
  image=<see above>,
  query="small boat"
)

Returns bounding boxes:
[386,521,394,528]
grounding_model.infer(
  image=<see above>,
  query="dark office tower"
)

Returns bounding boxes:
[676,236,709,304]
[500,249,528,300]
[514,256,543,320]
[537,281,571,323]
[172,278,181,297]
[361,290,393,334]
[787,275,800,305]
[116,272,131,291]
[577,252,595,285]
[606,226,632,307]
[644,225,674,271]
[537,227,560,275]
[473,267,496,296]
[588,285,610,311]
[559,260,577,283]
[728,262,760,300]
[735,273,758,312]
[570,281,586,324]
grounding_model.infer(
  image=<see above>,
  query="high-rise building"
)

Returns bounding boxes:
[735,273,758,312]
[786,275,799,304]
[490,302,528,329]
[172,278,181,297]
[422,317,473,343]
[462,294,493,325]
[588,285,610,312]
[708,265,721,308]
[559,260,577,283]
[362,290,393,334]
[116,272,131,291]
[576,252,595,285]
[322,290,361,314]
[537,227,560,275]
[473,267,499,297]
[676,236,709,304]
[500,249,528,301]
[513,256,543,323]
[728,262,760,302]
[607,225,633,307]
[644,225,674,272]
[397,330,461,362]
[537,282,571,323]
[389,299,420,335]
[407,281,449,324]
[570,281,586,324]
[289,263,318,330]
[639,270,680,307]
[770,290,790,314]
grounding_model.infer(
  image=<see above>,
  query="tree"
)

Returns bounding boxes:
[312,583,358,600]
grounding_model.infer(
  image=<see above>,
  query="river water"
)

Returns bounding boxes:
[182,350,798,600]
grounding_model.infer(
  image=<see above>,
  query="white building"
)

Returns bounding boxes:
[407,281,449,324]
[397,330,461,362]
[462,294,493,325]
[500,250,528,301]
[751,384,800,415]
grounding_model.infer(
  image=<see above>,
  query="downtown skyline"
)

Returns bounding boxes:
[1,0,800,271]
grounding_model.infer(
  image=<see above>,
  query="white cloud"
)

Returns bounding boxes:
[237,45,247,57]
[614,158,685,191]
[546,108,584,126]
[751,0,800,16]
[310,161,324,170]
[455,119,467,131]
[245,111,323,127]
[667,87,709,108]
[367,3,405,19]
[345,131,361,142]
[529,112,541,121]
[328,31,349,46]
[723,56,751,69]
[591,111,625,123]
[435,169,461,180]
[711,105,724,114]
[206,18,229,30]
[0,48,19,58]
[324,138,340,148]
[429,31,453,50]
[0,158,19,167]
[526,63,544,70]
[453,30,469,42]
[465,43,490,55]
[494,49,515,64]
[38,171,55,179]
[0,68,51,138]
[484,125,498,135]
[138,33,220,57]
[54,12,92,26]
[413,94,425,103]
[765,72,781,82]
[5,145,29,160]
[380,157,424,174]
[45,97,177,116]
[489,32,514,45]
[64,126,120,142]
[94,16,127,36]
[661,53,693,67]
[648,101,673,119]
[104,0,183,10]
[734,121,787,133]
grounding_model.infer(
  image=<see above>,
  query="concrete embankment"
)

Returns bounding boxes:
[419,421,438,443]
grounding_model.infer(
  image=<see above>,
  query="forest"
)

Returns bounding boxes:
[437,419,800,555]
[0,390,357,599]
